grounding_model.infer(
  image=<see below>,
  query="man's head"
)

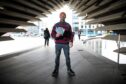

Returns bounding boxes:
[59,12,66,22]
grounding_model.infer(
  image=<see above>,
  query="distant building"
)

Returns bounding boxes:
[72,11,79,33]
[72,11,104,36]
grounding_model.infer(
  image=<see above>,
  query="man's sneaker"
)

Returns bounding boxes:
[67,69,75,76]
[52,69,58,77]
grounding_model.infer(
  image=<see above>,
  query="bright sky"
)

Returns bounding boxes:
[40,5,73,30]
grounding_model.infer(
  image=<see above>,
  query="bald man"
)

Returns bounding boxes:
[51,12,75,77]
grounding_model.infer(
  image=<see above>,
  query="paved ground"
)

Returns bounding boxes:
[0,36,126,84]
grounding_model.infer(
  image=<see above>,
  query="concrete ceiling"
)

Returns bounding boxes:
[0,0,126,36]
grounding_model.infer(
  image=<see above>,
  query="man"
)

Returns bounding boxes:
[51,12,75,77]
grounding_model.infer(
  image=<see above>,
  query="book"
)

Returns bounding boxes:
[55,27,65,35]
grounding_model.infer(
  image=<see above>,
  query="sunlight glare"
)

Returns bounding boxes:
[41,5,72,31]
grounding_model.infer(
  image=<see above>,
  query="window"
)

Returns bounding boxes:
[73,22,79,24]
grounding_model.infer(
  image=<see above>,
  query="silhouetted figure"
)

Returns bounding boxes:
[44,28,50,46]
[51,12,75,77]
[78,30,81,40]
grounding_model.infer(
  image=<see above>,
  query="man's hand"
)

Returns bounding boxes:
[56,33,62,37]
[69,42,73,48]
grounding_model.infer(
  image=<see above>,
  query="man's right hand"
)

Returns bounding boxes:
[56,33,62,37]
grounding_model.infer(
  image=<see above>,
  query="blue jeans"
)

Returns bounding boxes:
[54,43,71,71]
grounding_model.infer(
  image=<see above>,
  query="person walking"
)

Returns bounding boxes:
[44,28,50,46]
[51,12,75,77]
[78,29,81,40]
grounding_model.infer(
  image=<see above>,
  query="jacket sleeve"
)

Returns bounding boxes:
[48,31,50,38]
[51,24,56,39]
[69,24,73,43]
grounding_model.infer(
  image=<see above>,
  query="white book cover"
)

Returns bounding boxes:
[55,27,65,35]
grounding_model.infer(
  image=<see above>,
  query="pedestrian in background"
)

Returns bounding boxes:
[78,29,81,40]
[44,28,50,46]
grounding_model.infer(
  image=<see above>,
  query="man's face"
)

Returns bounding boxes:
[60,13,66,21]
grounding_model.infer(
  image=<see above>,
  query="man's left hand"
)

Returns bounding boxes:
[69,42,73,48]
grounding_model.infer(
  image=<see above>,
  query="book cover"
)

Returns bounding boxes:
[55,27,65,35]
